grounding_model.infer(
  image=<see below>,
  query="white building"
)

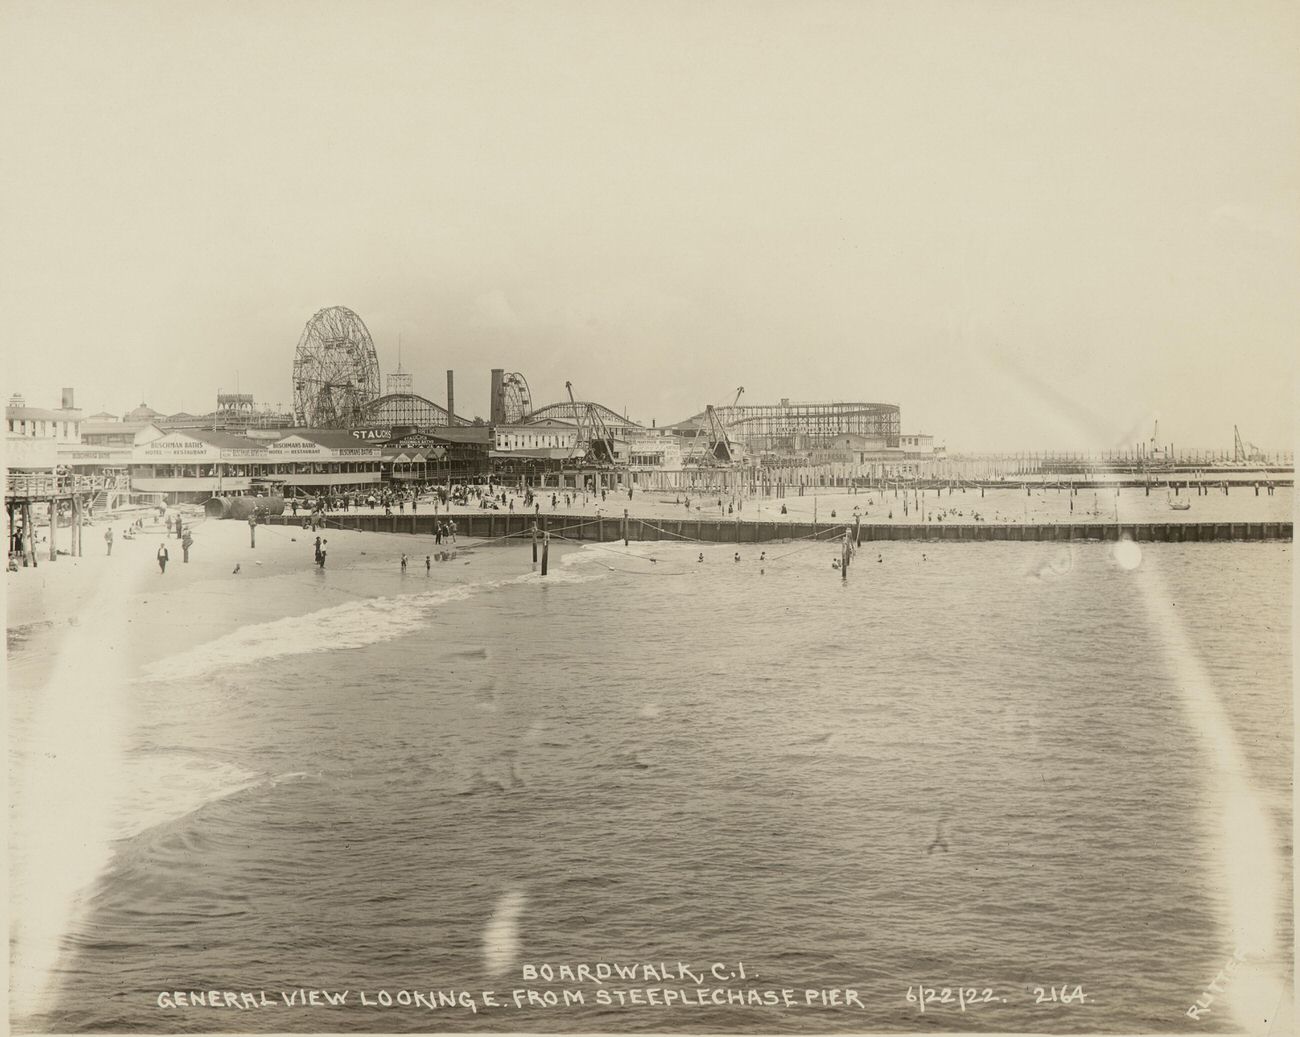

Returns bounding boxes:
[493,418,579,456]
[5,390,83,471]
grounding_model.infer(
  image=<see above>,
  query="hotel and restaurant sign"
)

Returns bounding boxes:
[268,435,381,459]
[136,433,265,462]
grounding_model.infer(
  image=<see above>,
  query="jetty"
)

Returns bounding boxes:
[266,513,1292,544]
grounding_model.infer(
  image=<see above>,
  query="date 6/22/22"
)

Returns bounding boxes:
[906,985,1089,1013]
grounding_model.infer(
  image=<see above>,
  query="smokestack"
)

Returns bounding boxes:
[61,387,75,410]
[446,370,455,425]
[490,368,505,425]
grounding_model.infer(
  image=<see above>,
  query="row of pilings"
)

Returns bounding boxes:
[266,513,1293,544]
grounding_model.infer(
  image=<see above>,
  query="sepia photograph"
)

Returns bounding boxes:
[3,2,1295,1035]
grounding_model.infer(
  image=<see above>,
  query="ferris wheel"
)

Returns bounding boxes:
[501,372,533,423]
[292,306,381,428]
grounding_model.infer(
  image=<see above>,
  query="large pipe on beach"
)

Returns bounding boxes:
[203,496,286,520]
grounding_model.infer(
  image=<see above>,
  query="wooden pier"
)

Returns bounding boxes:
[5,472,93,565]
[267,513,1292,544]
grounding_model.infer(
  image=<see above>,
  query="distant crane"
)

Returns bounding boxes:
[1146,419,1170,464]
[1234,425,1263,463]
[690,386,745,465]
[565,381,618,465]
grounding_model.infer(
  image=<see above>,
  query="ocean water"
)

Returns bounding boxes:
[9,535,1293,1034]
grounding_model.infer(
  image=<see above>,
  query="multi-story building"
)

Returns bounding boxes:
[5,390,83,470]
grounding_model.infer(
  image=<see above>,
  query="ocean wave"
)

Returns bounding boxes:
[140,583,480,682]
[142,565,611,682]
[110,749,264,842]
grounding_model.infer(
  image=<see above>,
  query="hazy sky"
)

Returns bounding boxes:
[3,1,1296,450]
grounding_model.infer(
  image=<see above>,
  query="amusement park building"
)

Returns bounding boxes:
[524,401,645,440]
[808,431,943,480]
[668,399,902,454]
[493,419,580,457]
[50,426,380,503]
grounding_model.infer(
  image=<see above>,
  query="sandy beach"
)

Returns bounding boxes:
[6,506,556,687]
[297,481,1294,530]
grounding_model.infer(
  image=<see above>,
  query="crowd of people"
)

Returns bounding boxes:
[284,480,644,520]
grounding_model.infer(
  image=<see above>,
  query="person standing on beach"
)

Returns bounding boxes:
[425,554,431,574]
[182,531,193,562]
[104,528,113,556]
[157,543,169,573]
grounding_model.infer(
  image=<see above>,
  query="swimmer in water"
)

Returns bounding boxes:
[698,552,704,562]
[232,563,240,574]
[733,552,740,562]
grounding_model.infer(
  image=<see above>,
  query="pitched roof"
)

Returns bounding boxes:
[428,426,493,444]
[177,429,268,451]
[6,405,66,421]
[281,429,381,450]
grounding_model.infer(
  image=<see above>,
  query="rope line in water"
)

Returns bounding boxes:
[266,511,857,578]
[547,532,696,576]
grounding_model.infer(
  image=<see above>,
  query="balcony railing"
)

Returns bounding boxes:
[5,472,117,498]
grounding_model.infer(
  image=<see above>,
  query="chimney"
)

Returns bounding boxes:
[62,387,75,410]
[446,370,455,425]
[490,368,505,425]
